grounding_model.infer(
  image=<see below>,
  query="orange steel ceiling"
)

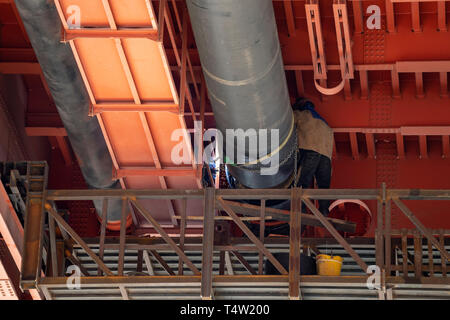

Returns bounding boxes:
[54,0,202,228]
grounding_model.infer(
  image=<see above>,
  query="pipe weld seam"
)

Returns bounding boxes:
[233,116,295,167]
[202,45,281,87]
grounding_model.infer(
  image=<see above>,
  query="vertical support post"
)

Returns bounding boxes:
[439,229,447,277]
[295,71,305,97]
[359,70,369,100]
[20,162,48,290]
[376,188,384,270]
[178,198,187,275]
[332,136,338,159]
[401,229,408,278]
[350,132,360,160]
[289,188,302,300]
[56,241,65,276]
[439,72,448,98]
[118,198,127,276]
[219,251,225,275]
[437,2,447,32]
[396,133,405,160]
[427,236,434,277]
[352,0,363,34]
[385,198,392,276]
[201,188,215,300]
[48,213,58,277]
[419,136,428,159]
[258,199,266,275]
[98,198,108,276]
[365,133,376,159]
[391,68,401,98]
[136,250,143,273]
[344,79,352,100]
[411,2,421,33]
[414,230,422,278]
[415,72,424,98]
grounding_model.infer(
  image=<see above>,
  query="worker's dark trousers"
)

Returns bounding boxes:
[297,149,332,216]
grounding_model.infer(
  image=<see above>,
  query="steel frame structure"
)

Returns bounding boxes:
[1,0,450,299]
[16,184,450,300]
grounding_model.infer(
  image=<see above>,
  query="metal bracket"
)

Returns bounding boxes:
[305,0,354,96]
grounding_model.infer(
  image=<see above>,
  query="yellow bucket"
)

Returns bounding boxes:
[316,254,343,276]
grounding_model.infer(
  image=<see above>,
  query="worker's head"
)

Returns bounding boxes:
[293,97,314,112]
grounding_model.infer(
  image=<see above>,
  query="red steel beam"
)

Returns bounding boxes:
[401,126,450,136]
[114,168,199,178]
[283,0,297,37]
[391,68,401,98]
[332,138,337,159]
[391,0,450,2]
[25,127,67,137]
[396,61,450,73]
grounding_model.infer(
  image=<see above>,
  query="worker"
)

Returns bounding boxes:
[293,97,334,217]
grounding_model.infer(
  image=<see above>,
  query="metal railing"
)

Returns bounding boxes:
[13,182,449,300]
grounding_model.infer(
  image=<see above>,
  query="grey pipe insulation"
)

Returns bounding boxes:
[187,0,297,189]
[188,0,298,237]
[14,0,125,225]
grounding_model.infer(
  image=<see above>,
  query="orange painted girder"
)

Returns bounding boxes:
[55,0,201,227]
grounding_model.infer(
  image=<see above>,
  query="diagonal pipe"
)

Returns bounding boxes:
[14,0,127,228]
[187,0,297,189]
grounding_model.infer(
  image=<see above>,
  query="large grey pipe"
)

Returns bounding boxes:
[187,0,296,188]
[15,0,123,222]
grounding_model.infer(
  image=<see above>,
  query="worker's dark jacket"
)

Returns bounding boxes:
[293,109,334,159]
